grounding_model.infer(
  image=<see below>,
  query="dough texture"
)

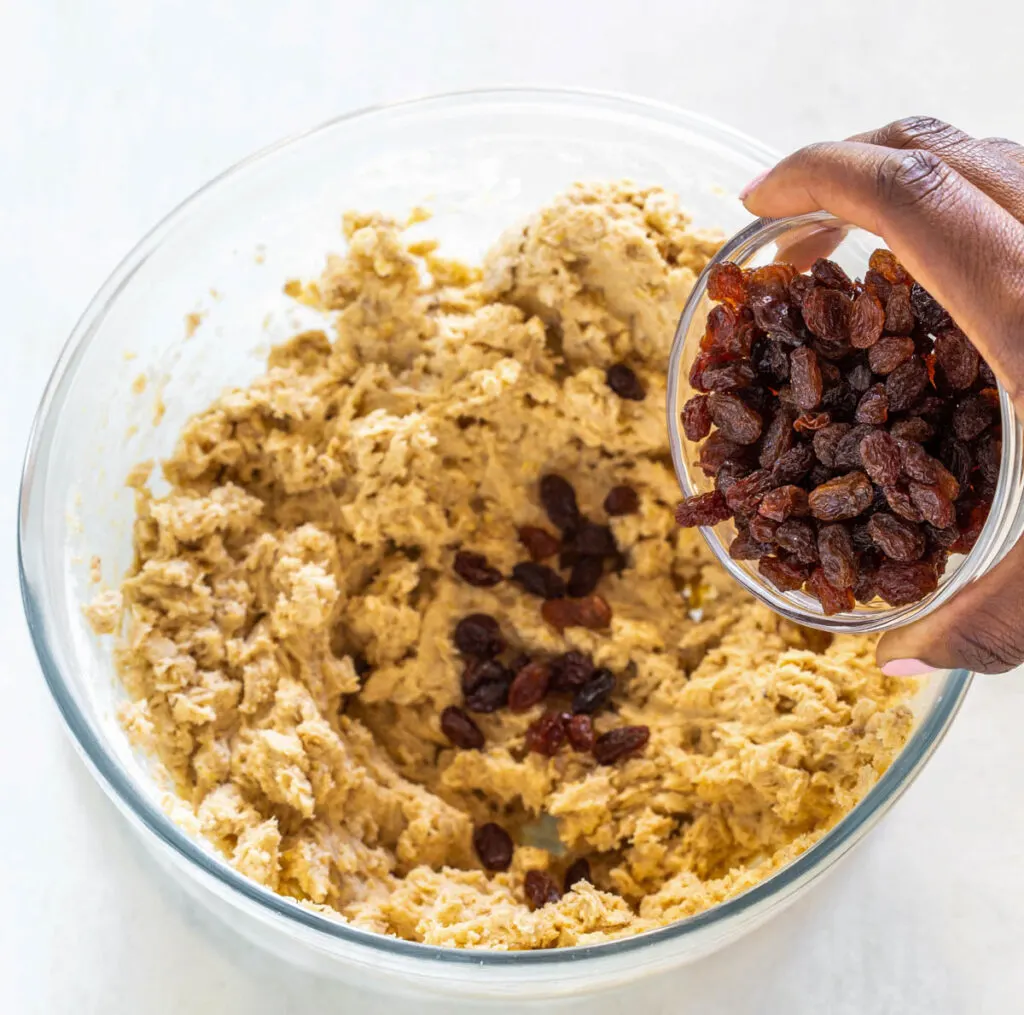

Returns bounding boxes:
[88,182,914,949]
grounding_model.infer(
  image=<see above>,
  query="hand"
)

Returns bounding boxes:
[740,117,1024,676]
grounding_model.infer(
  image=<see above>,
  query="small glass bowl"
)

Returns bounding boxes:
[668,211,1024,633]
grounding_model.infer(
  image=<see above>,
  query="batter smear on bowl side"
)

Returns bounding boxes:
[86,182,914,949]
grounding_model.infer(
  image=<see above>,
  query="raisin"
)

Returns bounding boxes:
[868,335,915,375]
[462,658,508,695]
[874,560,938,606]
[813,423,853,468]
[807,567,855,615]
[890,417,934,443]
[724,469,775,516]
[849,290,886,348]
[572,668,616,714]
[540,474,580,531]
[939,438,972,493]
[759,485,809,522]
[730,529,772,560]
[512,562,567,600]
[563,714,594,753]
[593,725,650,764]
[803,286,851,345]
[454,550,503,587]
[569,522,618,559]
[883,483,924,523]
[541,595,612,632]
[709,392,763,444]
[808,463,833,487]
[688,351,715,392]
[699,432,749,476]
[454,614,505,658]
[953,393,996,441]
[853,569,878,604]
[707,261,747,304]
[934,328,979,390]
[833,424,876,471]
[884,284,915,334]
[812,257,854,292]
[549,651,595,692]
[858,431,901,485]
[848,361,874,392]
[606,363,645,400]
[473,823,514,871]
[753,298,804,340]
[563,857,592,892]
[759,555,810,591]
[788,273,816,306]
[794,412,831,432]
[751,336,791,384]
[952,499,990,553]
[604,485,639,517]
[674,491,732,528]
[703,303,740,353]
[518,525,560,562]
[758,408,797,468]
[574,595,613,630]
[747,262,797,303]
[898,440,943,484]
[975,433,1001,487]
[886,357,930,412]
[820,361,841,386]
[703,361,757,391]
[524,870,562,909]
[775,519,818,563]
[525,710,568,756]
[868,512,926,561]
[909,482,955,529]
[748,513,780,544]
[906,394,948,421]
[508,661,552,712]
[821,381,859,420]
[716,459,752,497]
[870,249,913,285]
[909,282,951,332]
[565,556,602,598]
[864,269,893,305]
[979,359,997,387]
[772,444,816,485]
[925,522,960,551]
[441,706,485,749]
[465,668,512,713]
[855,384,889,425]
[790,346,823,410]
[809,471,874,521]
[817,524,857,587]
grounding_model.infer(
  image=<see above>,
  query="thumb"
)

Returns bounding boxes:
[877,538,1024,676]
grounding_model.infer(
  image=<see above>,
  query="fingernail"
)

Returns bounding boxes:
[881,658,937,677]
[739,169,771,201]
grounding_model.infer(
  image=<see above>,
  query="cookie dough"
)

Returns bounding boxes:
[88,182,914,949]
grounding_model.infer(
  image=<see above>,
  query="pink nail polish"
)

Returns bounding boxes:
[881,658,937,677]
[739,169,770,201]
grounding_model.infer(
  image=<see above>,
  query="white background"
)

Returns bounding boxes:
[3,2,1024,1012]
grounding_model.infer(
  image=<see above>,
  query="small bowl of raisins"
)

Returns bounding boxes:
[668,210,1024,631]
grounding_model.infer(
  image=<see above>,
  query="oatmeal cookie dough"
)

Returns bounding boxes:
[88,182,914,949]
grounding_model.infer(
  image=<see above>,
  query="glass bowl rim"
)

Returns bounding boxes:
[17,85,973,969]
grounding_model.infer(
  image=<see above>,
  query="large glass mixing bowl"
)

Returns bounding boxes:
[18,88,971,1002]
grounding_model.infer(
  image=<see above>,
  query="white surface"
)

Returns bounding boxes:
[3,2,1024,1012]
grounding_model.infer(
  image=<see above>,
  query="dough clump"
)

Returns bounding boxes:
[88,182,914,949]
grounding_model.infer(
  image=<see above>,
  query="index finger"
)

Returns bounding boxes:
[743,141,1024,409]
